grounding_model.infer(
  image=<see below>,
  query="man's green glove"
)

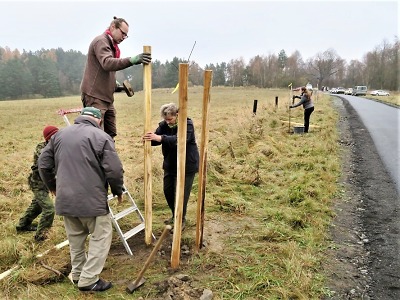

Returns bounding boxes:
[130,53,152,65]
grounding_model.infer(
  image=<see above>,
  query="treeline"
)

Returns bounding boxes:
[0,37,398,100]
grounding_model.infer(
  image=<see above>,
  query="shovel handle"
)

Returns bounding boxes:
[126,225,171,293]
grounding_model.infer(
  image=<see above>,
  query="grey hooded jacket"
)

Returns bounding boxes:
[38,116,124,217]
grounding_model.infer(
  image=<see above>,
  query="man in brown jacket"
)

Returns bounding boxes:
[80,16,151,139]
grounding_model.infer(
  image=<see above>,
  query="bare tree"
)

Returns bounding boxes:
[364,38,398,90]
[345,59,366,87]
[263,53,279,88]
[285,50,304,87]
[307,49,345,88]
[227,57,246,87]
[247,55,265,87]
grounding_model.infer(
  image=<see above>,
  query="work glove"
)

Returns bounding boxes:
[130,53,152,65]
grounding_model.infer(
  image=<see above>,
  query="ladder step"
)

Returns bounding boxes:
[107,189,128,201]
[123,223,145,240]
[113,206,138,221]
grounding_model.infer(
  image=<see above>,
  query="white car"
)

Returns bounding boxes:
[345,88,353,95]
[370,90,390,96]
[336,87,346,94]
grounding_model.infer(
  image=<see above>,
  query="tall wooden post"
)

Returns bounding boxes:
[171,63,188,269]
[195,70,212,251]
[289,85,293,133]
[143,45,153,245]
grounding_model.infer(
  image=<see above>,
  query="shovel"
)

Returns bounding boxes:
[126,225,172,293]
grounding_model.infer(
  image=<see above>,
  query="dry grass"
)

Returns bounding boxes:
[364,92,399,107]
[0,87,342,299]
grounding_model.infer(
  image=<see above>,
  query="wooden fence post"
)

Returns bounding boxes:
[143,45,153,245]
[171,63,189,269]
[195,70,212,251]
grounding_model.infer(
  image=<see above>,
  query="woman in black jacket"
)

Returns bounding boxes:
[143,103,199,228]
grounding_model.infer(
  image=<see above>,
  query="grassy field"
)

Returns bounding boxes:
[0,86,354,299]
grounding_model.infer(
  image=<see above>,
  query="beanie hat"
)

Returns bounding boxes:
[43,125,59,141]
[81,107,102,119]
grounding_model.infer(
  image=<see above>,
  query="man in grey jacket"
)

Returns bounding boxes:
[38,107,124,292]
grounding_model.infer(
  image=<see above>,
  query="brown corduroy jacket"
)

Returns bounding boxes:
[80,32,132,103]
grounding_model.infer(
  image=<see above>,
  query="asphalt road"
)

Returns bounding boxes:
[338,95,399,194]
[329,95,400,299]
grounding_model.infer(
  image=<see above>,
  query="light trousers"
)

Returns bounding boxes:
[63,215,112,287]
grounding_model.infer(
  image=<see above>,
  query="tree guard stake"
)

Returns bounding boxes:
[143,45,153,245]
[171,63,189,269]
[195,70,212,251]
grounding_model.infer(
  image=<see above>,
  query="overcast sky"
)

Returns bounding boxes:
[1,1,398,68]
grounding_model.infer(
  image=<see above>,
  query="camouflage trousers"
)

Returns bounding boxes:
[18,189,55,237]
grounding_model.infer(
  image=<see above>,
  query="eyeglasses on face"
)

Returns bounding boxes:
[118,27,128,38]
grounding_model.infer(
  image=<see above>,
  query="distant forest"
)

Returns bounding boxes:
[0,37,398,100]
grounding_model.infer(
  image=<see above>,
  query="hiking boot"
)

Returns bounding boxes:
[79,278,112,292]
[169,219,186,234]
[34,233,48,242]
[182,219,186,231]
[16,225,37,232]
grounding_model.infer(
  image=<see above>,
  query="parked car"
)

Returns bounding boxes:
[336,87,346,94]
[352,86,368,96]
[330,88,337,94]
[115,80,124,93]
[370,90,390,96]
[345,88,353,95]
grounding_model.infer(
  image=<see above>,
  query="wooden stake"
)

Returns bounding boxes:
[0,239,69,281]
[143,45,153,245]
[289,86,293,133]
[195,70,212,251]
[126,225,172,293]
[171,63,188,269]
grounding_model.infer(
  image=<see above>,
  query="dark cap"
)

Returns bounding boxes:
[81,107,102,119]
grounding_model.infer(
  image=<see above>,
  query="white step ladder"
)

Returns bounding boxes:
[108,186,154,255]
[58,107,153,255]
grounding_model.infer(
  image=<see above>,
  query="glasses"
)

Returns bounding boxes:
[118,27,128,38]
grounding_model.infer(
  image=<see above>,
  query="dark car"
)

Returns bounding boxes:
[115,80,124,93]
